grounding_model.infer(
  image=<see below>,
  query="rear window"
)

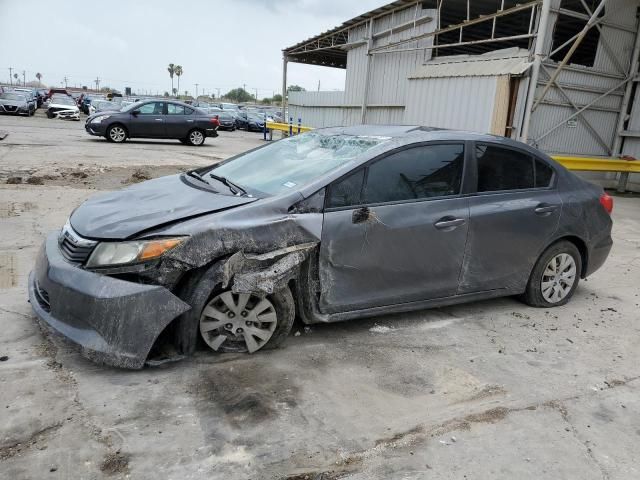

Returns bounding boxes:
[535,159,554,187]
[476,145,534,192]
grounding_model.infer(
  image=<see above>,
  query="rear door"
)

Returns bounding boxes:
[164,103,191,138]
[319,142,470,313]
[128,102,166,138]
[458,143,561,294]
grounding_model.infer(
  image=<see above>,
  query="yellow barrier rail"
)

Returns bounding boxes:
[265,121,313,134]
[550,155,640,173]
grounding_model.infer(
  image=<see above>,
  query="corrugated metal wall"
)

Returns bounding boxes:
[404,76,499,131]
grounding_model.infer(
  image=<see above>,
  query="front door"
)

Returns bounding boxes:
[128,101,166,137]
[458,143,561,294]
[319,143,469,313]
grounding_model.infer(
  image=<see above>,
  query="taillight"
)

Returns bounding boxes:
[599,192,613,214]
[210,117,220,126]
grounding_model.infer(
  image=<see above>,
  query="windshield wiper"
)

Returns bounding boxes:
[186,170,208,184]
[209,173,247,196]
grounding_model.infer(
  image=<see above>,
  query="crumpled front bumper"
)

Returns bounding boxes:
[29,233,191,369]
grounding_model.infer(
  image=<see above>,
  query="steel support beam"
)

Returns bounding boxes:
[613,16,640,192]
[361,19,374,124]
[281,56,288,131]
[521,0,552,142]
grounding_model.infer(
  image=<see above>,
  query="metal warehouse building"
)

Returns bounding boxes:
[282,0,640,191]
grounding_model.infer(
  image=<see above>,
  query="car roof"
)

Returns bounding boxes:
[313,124,547,157]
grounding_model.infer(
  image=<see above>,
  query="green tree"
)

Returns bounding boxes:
[163,91,170,97]
[261,97,272,105]
[272,93,283,103]
[167,63,175,95]
[287,85,305,92]
[224,88,253,103]
[174,65,183,95]
[172,87,177,96]
[35,72,42,86]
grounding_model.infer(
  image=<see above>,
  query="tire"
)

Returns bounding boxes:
[520,240,582,308]
[46,111,53,119]
[198,288,294,354]
[106,124,127,143]
[187,129,205,146]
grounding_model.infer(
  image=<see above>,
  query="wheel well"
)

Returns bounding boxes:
[554,235,588,278]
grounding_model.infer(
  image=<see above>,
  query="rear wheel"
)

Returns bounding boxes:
[106,124,127,143]
[199,289,294,354]
[521,241,581,307]
[187,129,205,146]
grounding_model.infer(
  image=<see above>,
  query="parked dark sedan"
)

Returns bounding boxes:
[0,92,33,116]
[236,111,265,131]
[84,100,219,145]
[214,111,236,131]
[29,125,613,368]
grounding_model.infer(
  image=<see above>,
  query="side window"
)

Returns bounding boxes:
[326,169,365,208]
[185,107,195,115]
[138,102,164,115]
[363,144,464,204]
[535,159,554,187]
[167,104,185,115]
[476,145,534,192]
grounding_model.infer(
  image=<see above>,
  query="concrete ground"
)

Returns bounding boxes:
[0,112,639,480]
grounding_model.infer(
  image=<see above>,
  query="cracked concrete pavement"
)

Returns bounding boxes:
[0,113,639,479]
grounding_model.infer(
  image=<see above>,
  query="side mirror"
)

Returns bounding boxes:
[131,110,140,116]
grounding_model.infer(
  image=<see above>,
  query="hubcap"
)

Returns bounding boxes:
[110,126,125,142]
[190,130,204,145]
[541,253,576,303]
[199,292,277,353]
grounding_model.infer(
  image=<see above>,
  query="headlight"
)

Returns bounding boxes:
[86,237,186,268]
[91,114,111,123]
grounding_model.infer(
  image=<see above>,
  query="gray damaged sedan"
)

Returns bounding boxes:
[29,126,613,368]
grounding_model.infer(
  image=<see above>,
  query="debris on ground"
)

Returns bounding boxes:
[0,131,8,140]
[6,177,22,184]
[100,451,130,475]
[123,169,151,184]
[0,356,8,361]
[26,176,44,185]
[369,324,394,333]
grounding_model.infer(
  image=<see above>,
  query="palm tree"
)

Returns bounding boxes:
[167,63,175,95]
[35,72,42,87]
[172,87,177,96]
[174,65,183,96]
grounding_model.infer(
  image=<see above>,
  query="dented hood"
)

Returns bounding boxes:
[70,174,256,239]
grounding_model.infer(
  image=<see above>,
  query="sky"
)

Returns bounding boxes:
[0,0,390,98]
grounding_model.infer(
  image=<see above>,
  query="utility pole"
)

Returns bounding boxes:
[243,83,246,93]
[8,67,13,86]
[216,88,220,98]
[95,77,100,92]
[22,70,26,86]
[63,76,68,89]
[255,88,258,101]
[195,83,199,98]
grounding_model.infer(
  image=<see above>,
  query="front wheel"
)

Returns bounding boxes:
[199,289,295,354]
[187,129,205,146]
[106,124,127,143]
[520,241,582,307]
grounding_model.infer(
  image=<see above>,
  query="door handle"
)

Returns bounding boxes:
[434,216,466,230]
[352,207,370,224]
[187,119,194,122]
[154,118,163,122]
[534,203,558,215]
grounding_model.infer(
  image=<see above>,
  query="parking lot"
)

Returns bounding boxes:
[1,112,639,479]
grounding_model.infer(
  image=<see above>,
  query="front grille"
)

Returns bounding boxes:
[34,280,51,312]
[60,236,95,263]
[4,105,17,112]
[58,225,97,264]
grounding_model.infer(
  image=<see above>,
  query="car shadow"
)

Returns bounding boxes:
[83,138,217,147]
